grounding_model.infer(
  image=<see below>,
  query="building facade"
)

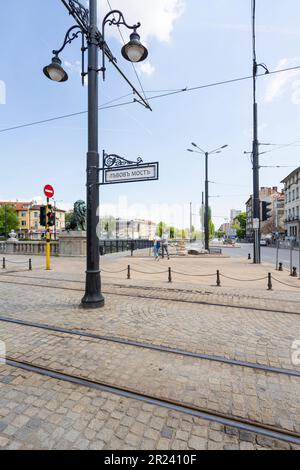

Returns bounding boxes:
[100,218,157,240]
[281,167,300,238]
[0,201,65,240]
[230,209,241,222]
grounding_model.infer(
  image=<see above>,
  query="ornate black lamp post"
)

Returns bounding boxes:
[43,0,149,309]
[187,144,228,252]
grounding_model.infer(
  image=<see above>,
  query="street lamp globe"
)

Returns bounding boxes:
[121,31,148,63]
[43,56,68,83]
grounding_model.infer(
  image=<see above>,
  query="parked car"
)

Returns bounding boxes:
[260,239,267,246]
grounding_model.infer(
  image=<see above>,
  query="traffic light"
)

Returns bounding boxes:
[40,206,47,227]
[47,208,56,227]
[262,201,272,222]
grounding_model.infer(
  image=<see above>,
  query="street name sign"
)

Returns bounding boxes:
[101,152,159,186]
[104,163,158,185]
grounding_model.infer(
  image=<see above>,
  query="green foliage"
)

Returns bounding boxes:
[169,227,175,239]
[101,216,116,238]
[157,221,167,238]
[236,212,246,229]
[0,205,19,236]
[216,230,226,239]
[209,219,215,240]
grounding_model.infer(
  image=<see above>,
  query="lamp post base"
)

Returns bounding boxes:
[81,295,105,309]
[81,270,105,309]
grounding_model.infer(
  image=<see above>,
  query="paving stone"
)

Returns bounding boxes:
[1,254,300,451]
[161,426,174,439]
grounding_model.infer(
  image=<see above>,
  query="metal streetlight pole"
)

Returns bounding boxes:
[43,0,149,309]
[187,144,228,252]
[82,0,104,308]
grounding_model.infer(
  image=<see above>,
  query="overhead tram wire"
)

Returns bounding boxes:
[1,64,300,134]
[106,0,150,109]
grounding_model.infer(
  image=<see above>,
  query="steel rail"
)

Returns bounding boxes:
[1,316,299,378]
[0,277,299,317]
[5,357,300,447]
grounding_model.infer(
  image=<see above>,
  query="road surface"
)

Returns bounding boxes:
[221,243,300,271]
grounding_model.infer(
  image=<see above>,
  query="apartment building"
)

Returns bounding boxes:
[0,201,65,240]
[281,167,300,238]
[101,218,157,240]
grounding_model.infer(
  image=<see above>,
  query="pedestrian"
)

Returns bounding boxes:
[153,234,161,261]
[161,232,170,260]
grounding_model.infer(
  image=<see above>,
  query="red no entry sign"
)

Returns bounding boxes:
[44,184,54,199]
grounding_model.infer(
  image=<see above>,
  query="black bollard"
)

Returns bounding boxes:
[29,259,32,271]
[2,257,5,269]
[278,262,283,272]
[168,267,172,283]
[216,270,221,287]
[292,266,297,277]
[268,273,273,291]
[127,265,131,280]
[248,253,251,260]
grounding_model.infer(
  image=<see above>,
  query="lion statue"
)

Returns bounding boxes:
[66,200,86,231]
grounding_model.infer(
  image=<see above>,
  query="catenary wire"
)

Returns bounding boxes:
[1,65,300,134]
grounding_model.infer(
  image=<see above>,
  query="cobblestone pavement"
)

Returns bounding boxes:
[0,254,300,449]
[2,365,297,450]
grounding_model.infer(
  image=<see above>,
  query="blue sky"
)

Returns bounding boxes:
[1,0,300,229]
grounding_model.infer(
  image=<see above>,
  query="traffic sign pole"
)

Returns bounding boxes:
[46,197,51,271]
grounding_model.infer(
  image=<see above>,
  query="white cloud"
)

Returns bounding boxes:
[264,58,300,103]
[64,60,88,86]
[137,62,156,77]
[98,0,185,43]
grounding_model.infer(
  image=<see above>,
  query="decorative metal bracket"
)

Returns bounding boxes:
[59,0,152,109]
[53,25,83,56]
[61,0,89,32]
[102,10,140,33]
[103,152,143,169]
[100,10,142,81]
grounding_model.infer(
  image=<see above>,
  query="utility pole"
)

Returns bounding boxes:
[204,152,209,252]
[201,192,204,249]
[252,0,261,264]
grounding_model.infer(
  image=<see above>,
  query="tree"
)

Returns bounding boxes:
[209,219,215,240]
[235,212,246,239]
[216,230,225,239]
[158,221,167,237]
[0,205,19,237]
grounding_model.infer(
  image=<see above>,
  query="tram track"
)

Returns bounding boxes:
[0,276,299,316]
[0,315,299,378]
[5,356,300,447]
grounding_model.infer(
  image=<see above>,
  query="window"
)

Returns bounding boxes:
[21,221,26,226]
[21,211,26,217]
